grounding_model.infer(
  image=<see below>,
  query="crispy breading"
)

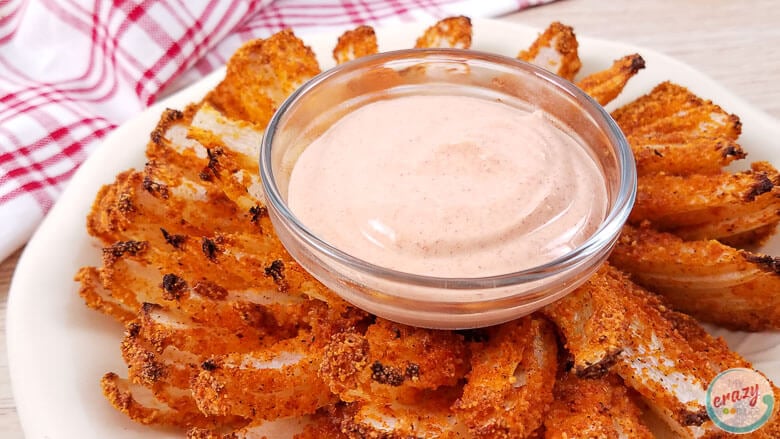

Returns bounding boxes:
[415,16,472,49]
[631,162,780,241]
[611,223,780,331]
[81,61,358,430]
[188,104,263,170]
[720,222,778,248]
[620,84,773,245]
[139,105,266,236]
[542,267,629,377]
[295,416,349,439]
[602,267,723,437]
[76,265,137,322]
[604,267,780,438]
[97,253,167,312]
[659,306,752,371]
[453,316,557,438]
[101,372,243,429]
[362,320,468,391]
[118,297,318,417]
[86,169,249,246]
[189,412,349,439]
[134,302,285,356]
[319,318,469,403]
[576,54,645,106]
[186,104,266,211]
[612,81,742,142]
[190,307,364,421]
[90,236,323,328]
[188,412,349,439]
[144,103,265,215]
[145,106,209,178]
[631,135,746,176]
[344,386,469,439]
[545,263,779,437]
[122,302,364,421]
[545,374,653,439]
[191,335,336,419]
[518,21,581,81]
[334,25,378,64]
[121,336,205,417]
[87,171,345,306]
[205,30,320,127]
[121,324,197,391]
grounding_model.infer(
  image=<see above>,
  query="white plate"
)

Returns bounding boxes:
[7,18,780,439]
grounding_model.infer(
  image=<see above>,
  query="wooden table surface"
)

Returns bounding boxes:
[2,0,779,436]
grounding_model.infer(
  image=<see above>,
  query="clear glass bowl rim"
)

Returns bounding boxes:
[260,48,637,291]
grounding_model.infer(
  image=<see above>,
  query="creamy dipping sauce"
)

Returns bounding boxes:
[287,94,607,277]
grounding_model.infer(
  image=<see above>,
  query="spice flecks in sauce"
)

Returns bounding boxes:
[288,95,607,277]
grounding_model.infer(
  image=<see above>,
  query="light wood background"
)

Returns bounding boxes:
[2,0,779,436]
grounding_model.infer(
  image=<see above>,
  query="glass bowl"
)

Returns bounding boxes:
[260,49,636,329]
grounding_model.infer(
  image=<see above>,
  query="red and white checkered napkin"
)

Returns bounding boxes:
[0,0,555,262]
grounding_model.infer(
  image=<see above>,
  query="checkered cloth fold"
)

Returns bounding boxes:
[0,0,554,262]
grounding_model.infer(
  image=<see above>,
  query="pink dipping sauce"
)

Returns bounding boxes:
[287,94,607,277]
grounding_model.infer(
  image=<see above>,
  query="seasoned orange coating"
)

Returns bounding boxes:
[205,30,320,127]
[185,104,267,211]
[186,427,220,439]
[86,169,345,306]
[603,268,723,437]
[518,21,581,81]
[720,222,778,248]
[101,372,244,430]
[576,53,645,106]
[320,318,469,403]
[191,335,337,420]
[141,104,266,223]
[660,306,752,371]
[545,265,730,437]
[76,265,137,322]
[121,339,205,417]
[334,25,378,64]
[604,266,780,437]
[295,410,351,439]
[119,300,325,417]
[87,234,331,333]
[80,33,352,430]
[632,135,746,177]
[415,16,472,49]
[611,223,780,331]
[133,302,286,356]
[546,262,779,437]
[188,412,349,439]
[631,162,780,241]
[545,374,653,439]
[612,81,742,142]
[344,386,469,438]
[97,252,169,313]
[542,266,629,377]
[121,324,197,391]
[363,320,469,390]
[453,317,557,439]
[123,300,364,421]
[86,170,246,245]
[144,106,215,184]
